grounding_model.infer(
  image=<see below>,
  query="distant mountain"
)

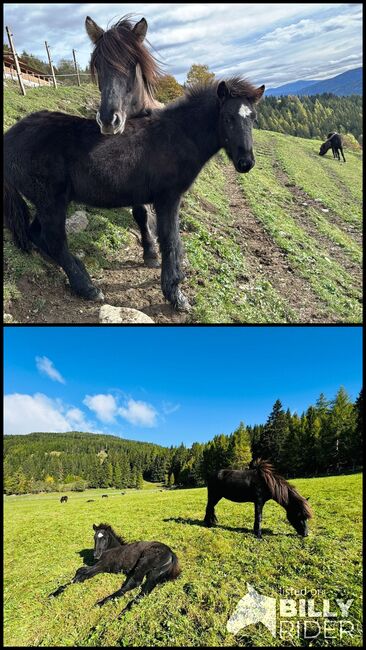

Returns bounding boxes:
[266,67,362,97]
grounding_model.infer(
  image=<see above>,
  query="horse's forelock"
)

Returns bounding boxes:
[90,15,162,91]
[186,76,262,104]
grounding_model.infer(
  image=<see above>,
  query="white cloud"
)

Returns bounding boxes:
[118,399,157,427]
[4,393,93,435]
[35,356,65,384]
[162,401,181,415]
[83,393,118,423]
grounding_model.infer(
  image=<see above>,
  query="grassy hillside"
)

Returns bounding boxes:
[4,473,362,646]
[3,82,362,323]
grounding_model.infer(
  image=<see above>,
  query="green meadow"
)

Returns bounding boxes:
[4,473,362,646]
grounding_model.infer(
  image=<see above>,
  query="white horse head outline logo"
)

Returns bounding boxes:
[227,583,276,636]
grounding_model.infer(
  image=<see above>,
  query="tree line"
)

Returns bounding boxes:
[4,386,362,495]
[5,46,362,144]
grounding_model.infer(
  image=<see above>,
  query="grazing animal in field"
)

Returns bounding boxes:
[319,132,346,162]
[87,499,95,502]
[102,494,108,498]
[121,492,126,495]
[4,77,264,310]
[204,459,312,538]
[60,496,68,503]
[85,15,163,135]
[49,523,181,614]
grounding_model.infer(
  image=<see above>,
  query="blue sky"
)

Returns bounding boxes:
[3,3,362,86]
[3,326,362,446]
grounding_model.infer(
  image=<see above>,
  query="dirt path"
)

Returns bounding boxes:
[223,165,338,323]
[8,228,189,324]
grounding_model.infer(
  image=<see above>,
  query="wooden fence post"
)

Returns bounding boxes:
[72,49,81,86]
[5,26,26,95]
[45,41,57,89]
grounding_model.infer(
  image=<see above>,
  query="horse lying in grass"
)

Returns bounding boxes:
[4,77,264,311]
[204,459,312,538]
[319,132,346,162]
[49,523,180,613]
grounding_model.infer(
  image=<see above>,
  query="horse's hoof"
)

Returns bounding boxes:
[144,256,160,268]
[87,287,105,302]
[173,291,191,312]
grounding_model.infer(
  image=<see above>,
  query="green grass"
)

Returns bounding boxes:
[238,131,362,322]
[4,474,362,646]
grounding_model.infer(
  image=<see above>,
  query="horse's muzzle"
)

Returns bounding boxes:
[236,158,255,173]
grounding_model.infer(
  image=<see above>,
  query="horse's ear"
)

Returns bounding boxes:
[306,496,311,501]
[133,18,148,42]
[217,81,229,102]
[253,84,265,103]
[93,523,97,530]
[85,16,104,44]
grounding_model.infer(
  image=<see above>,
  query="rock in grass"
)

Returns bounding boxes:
[66,210,89,234]
[3,313,14,323]
[99,305,154,324]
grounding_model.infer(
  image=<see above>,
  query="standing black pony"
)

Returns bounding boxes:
[4,77,264,310]
[85,15,162,135]
[319,132,346,162]
[49,523,180,613]
[60,496,68,503]
[204,459,312,538]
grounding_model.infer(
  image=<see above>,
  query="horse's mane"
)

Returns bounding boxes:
[95,522,127,545]
[186,76,262,103]
[90,15,163,100]
[251,459,312,519]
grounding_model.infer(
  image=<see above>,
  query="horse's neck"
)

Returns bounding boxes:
[176,96,220,161]
[108,531,123,549]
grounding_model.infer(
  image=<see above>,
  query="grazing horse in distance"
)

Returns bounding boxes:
[102,494,108,498]
[319,132,346,162]
[85,15,163,135]
[60,496,68,503]
[4,77,265,309]
[49,523,181,614]
[204,459,312,538]
[87,499,95,502]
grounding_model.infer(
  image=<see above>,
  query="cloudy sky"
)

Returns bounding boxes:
[3,3,363,86]
[4,327,362,444]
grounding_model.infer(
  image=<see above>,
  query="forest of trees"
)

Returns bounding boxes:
[4,387,362,495]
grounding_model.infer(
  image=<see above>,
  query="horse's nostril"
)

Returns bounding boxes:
[112,113,120,127]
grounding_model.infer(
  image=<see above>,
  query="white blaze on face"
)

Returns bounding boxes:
[97,532,104,538]
[239,104,251,119]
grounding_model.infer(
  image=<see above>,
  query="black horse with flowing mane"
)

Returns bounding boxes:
[4,77,264,310]
[319,132,346,162]
[85,15,163,135]
[49,523,180,613]
[204,459,312,538]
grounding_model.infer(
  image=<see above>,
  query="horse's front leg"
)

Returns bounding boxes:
[48,562,104,598]
[254,500,264,539]
[153,193,190,312]
[96,557,151,607]
[132,204,159,267]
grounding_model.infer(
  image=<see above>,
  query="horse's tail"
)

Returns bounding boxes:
[158,551,181,583]
[3,179,31,252]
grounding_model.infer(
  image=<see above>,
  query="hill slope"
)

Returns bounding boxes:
[4,473,363,646]
[3,82,362,323]
[266,66,362,96]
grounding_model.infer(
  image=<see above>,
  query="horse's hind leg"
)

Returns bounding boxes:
[132,204,159,267]
[204,489,221,527]
[340,147,346,162]
[36,202,104,301]
[96,556,151,607]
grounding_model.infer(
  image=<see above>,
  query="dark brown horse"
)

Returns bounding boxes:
[319,132,346,162]
[204,459,312,538]
[49,523,180,614]
[85,15,163,135]
[4,77,264,309]
[60,495,68,503]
